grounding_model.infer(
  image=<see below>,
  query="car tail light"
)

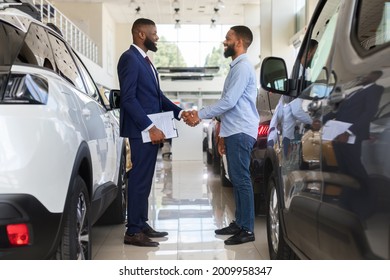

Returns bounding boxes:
[6,224,30,246]
[258,124,269,138]
[1,73,48,104]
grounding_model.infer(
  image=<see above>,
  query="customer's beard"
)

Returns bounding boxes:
[145,37,157,52]
[224,44,235,58]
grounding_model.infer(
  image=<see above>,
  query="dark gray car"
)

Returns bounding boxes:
[260,0,390,259]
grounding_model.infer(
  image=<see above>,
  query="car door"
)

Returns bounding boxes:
[278,0,342,259]
[72,52,119,186]
[47,32,113,189]
[312,0,390,259]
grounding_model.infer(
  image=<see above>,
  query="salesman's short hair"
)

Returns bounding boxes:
[132,18,156,34]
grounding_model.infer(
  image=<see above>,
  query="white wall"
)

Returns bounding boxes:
[244,4,261,69]
[54,2,103,65]
[114,22,133,89]
[260,0,272,60]
[101,4,117,82]
[54,2,118,89]
[271,0,296,72]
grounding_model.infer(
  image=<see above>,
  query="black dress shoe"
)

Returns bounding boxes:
[124,232,159,247]
[224,229,255,245]
[215,221,241,235]
[142,224,168,238]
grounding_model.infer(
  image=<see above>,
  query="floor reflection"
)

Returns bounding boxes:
[92,153,269,260]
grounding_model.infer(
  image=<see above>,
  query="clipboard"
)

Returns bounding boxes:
[322,120,356,144]
[142,111,178,143]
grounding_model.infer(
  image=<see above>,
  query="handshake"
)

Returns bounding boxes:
[181,110,201,127]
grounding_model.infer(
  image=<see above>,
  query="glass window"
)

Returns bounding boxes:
[293,0,341,94]
[155,24,230,73]
[308,6,340,83]
[73,53,100,103]
[0,22,24,66]
[357,0,390,50]
[48,33,85,91]
[15,23,56,71]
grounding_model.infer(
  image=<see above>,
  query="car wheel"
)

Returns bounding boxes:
[97,151,127,225]
[56,175,91,260]
[266,173,296,259]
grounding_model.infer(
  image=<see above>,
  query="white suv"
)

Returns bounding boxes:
[0,3,127,259]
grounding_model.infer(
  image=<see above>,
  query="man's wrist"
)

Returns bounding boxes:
[144,124,154,132]
[346,129,353,136]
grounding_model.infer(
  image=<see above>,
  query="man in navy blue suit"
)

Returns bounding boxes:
[323,70,384,218]
[117,18,189,247]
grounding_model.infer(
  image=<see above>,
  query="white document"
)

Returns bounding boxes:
[322,120,356,144]
[142,111,178,143]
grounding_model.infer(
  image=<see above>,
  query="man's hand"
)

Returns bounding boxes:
[217,136,225,156]
[182,110,201,127]
[334,131,350,143]
[149,125,165,145]
[311,118,321,131]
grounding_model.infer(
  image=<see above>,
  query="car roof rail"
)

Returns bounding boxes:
[0,0,41,21]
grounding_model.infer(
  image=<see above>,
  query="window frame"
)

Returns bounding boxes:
[351,0,390,57]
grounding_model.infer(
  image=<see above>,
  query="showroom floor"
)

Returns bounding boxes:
[92,152,269,260]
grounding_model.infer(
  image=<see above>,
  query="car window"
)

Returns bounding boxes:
[0,21,24,66]
[309,11,339,84]
[289,0,341,100]
[73,53,101,103]
[47,33,86,91]
[14,23,56,71]
[306,2,341,88]
[357,0,390,51]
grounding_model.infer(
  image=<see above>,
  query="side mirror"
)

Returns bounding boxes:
[109,89,120,109]
[260,57,288,94]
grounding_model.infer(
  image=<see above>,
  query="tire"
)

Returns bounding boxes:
[56,175,91,260]
[266,173,296,259]
[97,151,127,225]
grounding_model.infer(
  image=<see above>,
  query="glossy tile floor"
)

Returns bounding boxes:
[92,152,270,260]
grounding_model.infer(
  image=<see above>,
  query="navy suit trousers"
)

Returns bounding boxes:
[126,138,159,234]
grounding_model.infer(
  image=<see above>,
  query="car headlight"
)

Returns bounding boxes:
[1,73,49,104]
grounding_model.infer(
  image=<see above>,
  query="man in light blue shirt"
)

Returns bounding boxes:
[267,39,318,156]
[189,25,259,245]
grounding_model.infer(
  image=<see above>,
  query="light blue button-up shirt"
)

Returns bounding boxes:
[198,54,259,139]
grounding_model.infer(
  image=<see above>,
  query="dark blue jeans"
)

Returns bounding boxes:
[224,133,256,232]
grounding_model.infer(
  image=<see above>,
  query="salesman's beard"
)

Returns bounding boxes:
[145,37,158,52]
[223,44,235,58]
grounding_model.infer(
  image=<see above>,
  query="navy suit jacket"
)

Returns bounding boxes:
[117,45,182,139]
[323,83,383,141]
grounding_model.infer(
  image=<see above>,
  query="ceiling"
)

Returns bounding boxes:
[54,0,260,25]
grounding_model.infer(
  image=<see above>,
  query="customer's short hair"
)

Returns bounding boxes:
[230,25,253,49]
[132,18,156,34]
